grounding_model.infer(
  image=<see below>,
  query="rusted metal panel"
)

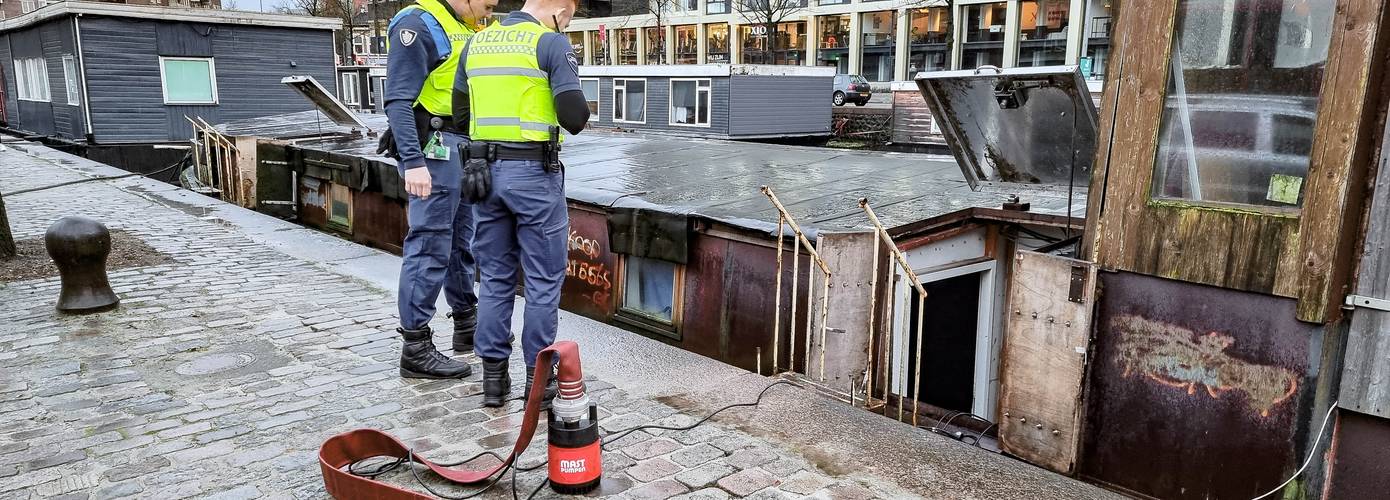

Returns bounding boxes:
[560,208,617,321]
[1324,410,1390,499]
[724,238,804,374]
[680,234,728,361]
[298,176,329,229]
[998,251,1095,475]
[348,190,405,254]
[1081,271,1319,500]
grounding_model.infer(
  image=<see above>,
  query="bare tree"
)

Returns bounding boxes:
[279,0,358,62]
[738,0,805,65]
[0,191,14,260]
[639,0,680,64]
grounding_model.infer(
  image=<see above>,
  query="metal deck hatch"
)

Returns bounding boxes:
[916,66,1099,190]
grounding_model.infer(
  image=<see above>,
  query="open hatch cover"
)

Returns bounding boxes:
[916,65,1098,189]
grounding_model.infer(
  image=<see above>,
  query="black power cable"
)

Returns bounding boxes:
[6,152,190,197]
[354,379,799,499]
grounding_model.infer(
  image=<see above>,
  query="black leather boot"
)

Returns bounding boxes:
[524,368,558,411]
[482,358,511,408]
[398,327,472,379]
[447,307,477,353]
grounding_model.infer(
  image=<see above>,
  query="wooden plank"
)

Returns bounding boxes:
[1340,60,1390,417]
[1295,0,1388,323]
[1081,0,1125,261]
[997,251,1096,475]
[1093,0,1178,271]
[807,231,878,388]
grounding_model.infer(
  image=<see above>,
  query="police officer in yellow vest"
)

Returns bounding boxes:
[380,0,496,379]
[451,0,589,407]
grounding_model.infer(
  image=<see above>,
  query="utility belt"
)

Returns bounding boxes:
[461,141,560,169]
[414,106,461,138]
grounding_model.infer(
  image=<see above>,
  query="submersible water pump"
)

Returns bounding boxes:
[546,369,602,493]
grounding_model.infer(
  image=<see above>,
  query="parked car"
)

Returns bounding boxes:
[833,74,871,106]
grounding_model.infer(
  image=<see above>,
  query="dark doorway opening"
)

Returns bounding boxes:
[905,272,980,413]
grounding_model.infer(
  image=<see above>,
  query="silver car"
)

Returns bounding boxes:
[833,74,871,106]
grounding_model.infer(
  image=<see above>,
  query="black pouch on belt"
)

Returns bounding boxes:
[460,142,493,204]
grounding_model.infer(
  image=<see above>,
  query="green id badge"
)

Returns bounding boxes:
[424,132,450,160]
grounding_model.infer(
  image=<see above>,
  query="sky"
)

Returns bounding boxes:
[220,0,302,13]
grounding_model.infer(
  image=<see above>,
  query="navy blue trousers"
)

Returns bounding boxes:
[397,132,477,330]
[472,159,567,367]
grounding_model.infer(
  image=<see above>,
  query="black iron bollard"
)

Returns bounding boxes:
[45,216,120,313]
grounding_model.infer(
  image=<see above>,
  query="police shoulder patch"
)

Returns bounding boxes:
[566,52,579,73]
[399,29,417,47]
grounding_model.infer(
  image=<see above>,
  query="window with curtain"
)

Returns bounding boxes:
[15,58,50,102]
[160,57,217,104]
[1150,0,1335,207]
[340,73,361,105]
[62,55,80,106]
[670,79,711,126]
[614,79,647,122]
[622,256,677,323]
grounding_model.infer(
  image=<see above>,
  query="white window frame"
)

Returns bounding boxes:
[340,72,361,106]
[20,0,39,14]
[668,78,712,128]
[61,54,79,106]
[613,78,648,124]
[15,57,50,102]
[580,78,600,122]
[158,56,219,105]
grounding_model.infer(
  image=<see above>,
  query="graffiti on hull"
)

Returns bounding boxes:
[567,229,613,310]
[1111,314,1299,417]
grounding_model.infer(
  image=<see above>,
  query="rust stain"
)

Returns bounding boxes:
[1112,314,1299,417]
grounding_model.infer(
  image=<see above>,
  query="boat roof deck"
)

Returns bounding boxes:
[218,111,1087,235]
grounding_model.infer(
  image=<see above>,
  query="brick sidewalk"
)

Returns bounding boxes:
[0,143,907,499]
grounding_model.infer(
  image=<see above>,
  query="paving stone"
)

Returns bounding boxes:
[779,470,833,495]
[742,488,795,500]
[89,435,158,456]
[673,462,736,489]
[205,484,261,500]
[103,456,172,482]
[760,457,805,477]
[716,468,779,497]
[725,447,779,470]
[623,438,682,460]
[167,441,237,464]
[707,434,755,453]
[95,480,145,499]
[625,457,683,483]
[25,450,86,471]
[822,482,878,500]
[195,424,254,444]
[671,487,732,500]
[256,410,313,430]
[158,421,214,439]
[228,442,289,468]
[669,444,725,467]
[34,471,100,496]
[626,478,690,500]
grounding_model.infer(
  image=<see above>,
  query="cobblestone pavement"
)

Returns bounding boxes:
[0,142,916,499]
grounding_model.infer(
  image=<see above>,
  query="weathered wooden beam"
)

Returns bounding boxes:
[0,190,14,260]
[1296,0,1390,323]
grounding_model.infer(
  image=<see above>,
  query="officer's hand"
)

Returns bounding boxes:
[404,167,432,199]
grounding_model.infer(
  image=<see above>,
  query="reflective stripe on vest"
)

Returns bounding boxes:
[389,0,474,116]
[464,20,561,143]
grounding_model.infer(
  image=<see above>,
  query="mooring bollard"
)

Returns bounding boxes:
[46,216,120,313]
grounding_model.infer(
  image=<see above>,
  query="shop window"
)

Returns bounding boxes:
[569,31,586,64]
[908,7,951,74]
[1017,0,1070,67]
[818,14,851,74]
[644,26,666,63]
[1150,0,1335,207]
[620,256,679,325]
[616,28,638,65]
[581,78,600,121]
[160,57,218,105]
[740,21,806,65]
[340,73,361,106]
[961,2,1006,69]
[859,11,896,82]
[15,57,50,102]
[593,30,610,65]
[675,25,699,64]
[1083,14,1111,80]
[614,78,647,123]
[670,79,711,127]
[62,54,80,106]
[706,23,730,63]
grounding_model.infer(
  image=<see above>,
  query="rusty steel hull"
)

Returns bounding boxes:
[1081,271,1322,500]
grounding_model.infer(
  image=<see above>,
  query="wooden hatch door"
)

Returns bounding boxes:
[997,251,1097,475]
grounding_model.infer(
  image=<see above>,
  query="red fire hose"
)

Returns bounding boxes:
[318,341,592,499]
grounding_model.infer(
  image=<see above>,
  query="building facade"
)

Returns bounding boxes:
[565,0,1113,83]
[1,0,222,21]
